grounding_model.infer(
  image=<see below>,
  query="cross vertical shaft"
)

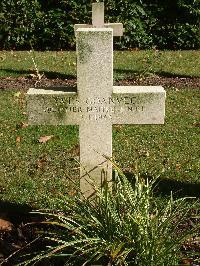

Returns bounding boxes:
[92,2,104,27]
[74,2,124,36]
[76,28,113,196]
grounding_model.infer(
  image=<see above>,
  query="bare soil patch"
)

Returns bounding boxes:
[0,76,199,91]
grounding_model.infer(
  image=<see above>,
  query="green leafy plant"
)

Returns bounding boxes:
[0,0,199,50]
[15,165,198,266]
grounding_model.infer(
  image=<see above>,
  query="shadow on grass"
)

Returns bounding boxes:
[1,68,76,80]
[114,68,199,79]
[0,200,33,224]
[2,68,199,80]
[155,179,200,198]
[0,201,49,266]
[124,172,200,198]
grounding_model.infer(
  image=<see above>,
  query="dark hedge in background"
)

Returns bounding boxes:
[0,0,199,50]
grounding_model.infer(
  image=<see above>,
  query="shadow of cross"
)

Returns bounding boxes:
[27,2,166,198]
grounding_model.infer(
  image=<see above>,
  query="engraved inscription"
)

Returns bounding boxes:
[85,96,136,105]
[44,96,144,120]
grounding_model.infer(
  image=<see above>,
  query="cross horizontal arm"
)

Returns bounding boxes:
[104,23,124,36]
[74,23,124,36]
[27,87,80,125]
[27,86,165,126]
[112,86,166,124]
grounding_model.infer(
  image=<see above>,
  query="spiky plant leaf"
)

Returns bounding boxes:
[12,167,199,266]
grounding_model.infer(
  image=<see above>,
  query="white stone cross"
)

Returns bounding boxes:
[27,3,166,198]
[74,2,124,36]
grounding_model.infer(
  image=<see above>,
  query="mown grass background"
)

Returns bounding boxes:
[0,50,199,209]
[0,50,200,79]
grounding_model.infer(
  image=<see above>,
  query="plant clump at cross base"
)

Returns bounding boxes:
[10,165,199,266]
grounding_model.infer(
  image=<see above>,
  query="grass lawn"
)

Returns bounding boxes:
[0,50,200,79]
[0,50,199,209]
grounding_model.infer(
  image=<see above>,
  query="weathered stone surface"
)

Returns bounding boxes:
[77,28,113,196]
[27,85,165,125]
[27,2,166,198]
[92,2,104,27]
[74,23,124,37]
[27,87,80,125]
[112,86,166,124]
[74,2,124,36]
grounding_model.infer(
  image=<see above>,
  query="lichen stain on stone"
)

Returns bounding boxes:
[77,37,92,64]
[46,96,67,122]
[77,31,112,64]
[132,93,158,106]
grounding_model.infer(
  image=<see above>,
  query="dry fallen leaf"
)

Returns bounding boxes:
[38,135,54,143]
[0,219,14,232]
[16,136,21,143]
[16,122,29,129]
[37,158,47,169]
[181,258,193,265]
[68,190,77,196]
[192,122,200,127]
[21,122,29,128]
[176,163,181,171]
